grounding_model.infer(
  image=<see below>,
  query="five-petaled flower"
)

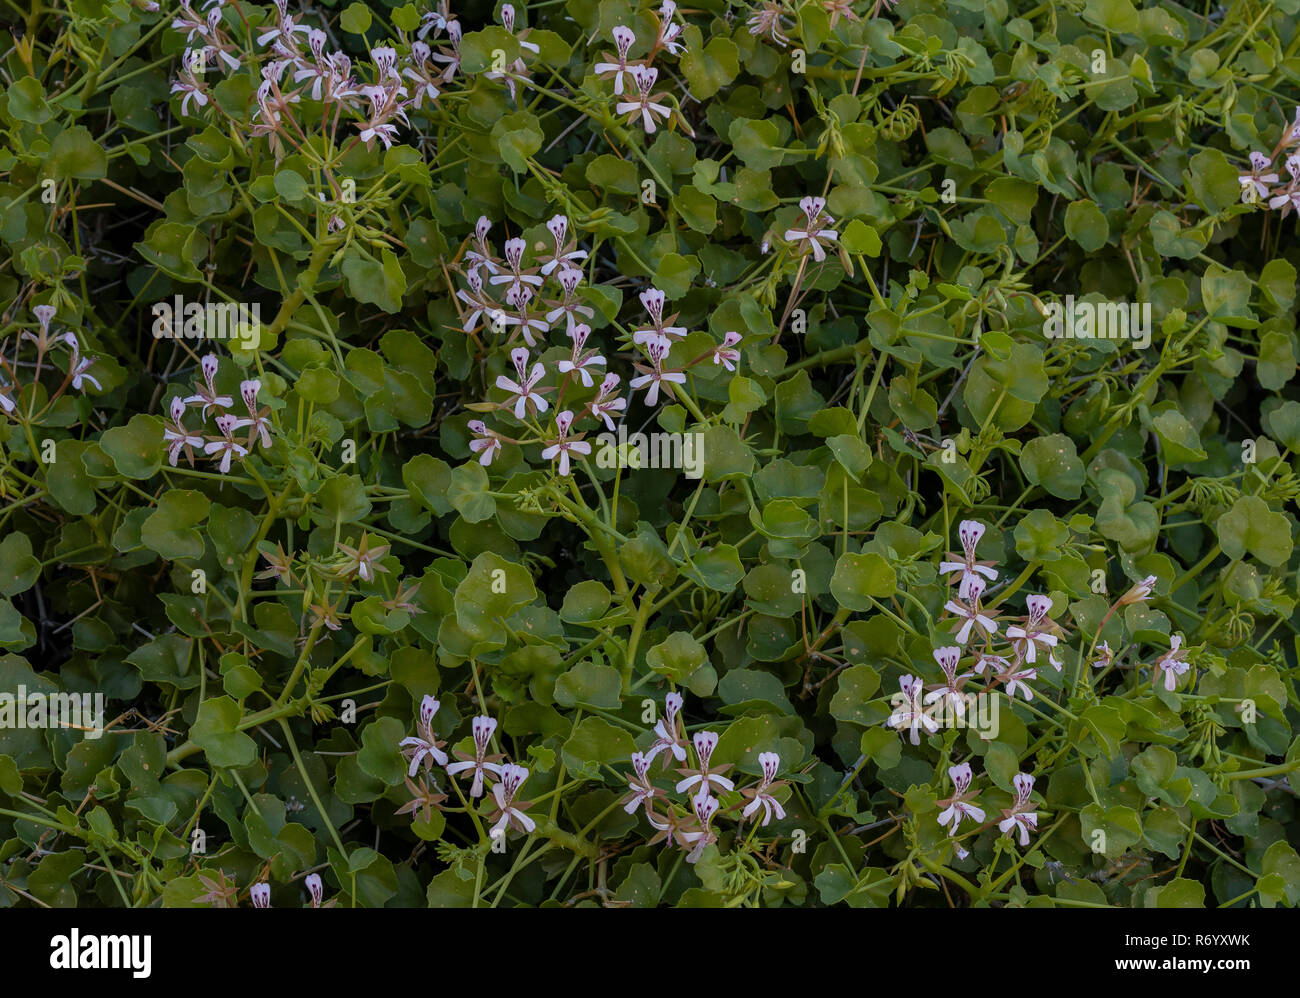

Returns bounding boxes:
[1153,633,1190,692]
[712,331,742,371]
[467,419,503,466]
[888,674,940,745]
[936,762,985,836]
[943,574,998,645]
[629,335,685,406]
[924,645,972,718]
[496,347,549,419]
[939,519,999,600]
[1005,594,1058,666]
[594,25,638,95]
[488,763,536,838]
[446,714,505,797]
[615,65,670,134]
[739,752,787,826]
[645,691,689,767]
[204,413,248,473]
[675,730,735,801]
[998,772,1038,846]
[622,751,659,814]
[164,395,205,467]
[400,696,449,777]
[783,196,839,262]
[541,409,592,476]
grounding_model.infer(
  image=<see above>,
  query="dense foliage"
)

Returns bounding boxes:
[3,0,1300,908]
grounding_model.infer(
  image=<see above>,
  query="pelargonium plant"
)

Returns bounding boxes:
[2,0,1300,915]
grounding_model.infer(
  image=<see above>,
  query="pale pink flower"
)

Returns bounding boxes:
[446,715,504,798]
[1153,633,1190,692]
[783,196,839,262]
[936,762,985,836]
[488,763,536,838]
[399,695,448,777]
[594,25,637,95]
[675,731,735,800]
[588,373,627,431]
[540,409,592,476]
[712,331,742,371]
[615,65,670,134]
[740,752,787,825]
[645,691,688,767]
[467,419,502,466]
[556,323,606,387]
[998,772,1038,846]
[203,413,248,473]
[1005,595,1058,665]
[887,674,939,745]
[495,347,549,419]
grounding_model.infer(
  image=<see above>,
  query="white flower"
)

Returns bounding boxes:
[588,373,627,431]
[233,379,271,449]
[629,335,685,407]
[495,347,549,419]
[675,730,735,801]
[645,691,687,766]
[683,793,719,864]
[467,419,502,466]
[399,695,448,777]
[615,65,670,134]
[887,674,939,745]
[938,519,999,600]
[740,752,786,826]
[1005,594,1058,665]
[489,763,536,838]
[540,409,592,476]
[446,715,504,798]
[203,413,248,473]
[1240,151,1279,203]
[712,331,742,371]
[250,882,271,908]
[555,323,606,387]
[594,26,637,95]
[936,762,985,836]
[1153,633,1190,692]
[943,575,998,645]
[70,355,101,393]
[783,195,838,262]
[923,645,971,718]
[304,873,324,908]
[164,396,205,467]
[997,772,1038,846]
[622,752,658,814]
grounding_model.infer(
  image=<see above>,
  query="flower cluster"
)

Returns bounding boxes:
[457,216,745,477]
[933,764,1040,858]
[593,3,692,136]
[161,354,272,472]
[0,306,100,419]
[171,0,461,157]
[1238,108,1300,215]
[398,697,534,839]
[888,521,1176,746]
[619,693,789,864]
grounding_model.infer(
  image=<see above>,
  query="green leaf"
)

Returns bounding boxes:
[830,552,896,610]
[189,697,257,768]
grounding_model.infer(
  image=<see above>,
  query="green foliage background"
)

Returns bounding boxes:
[2,0,1300,907]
